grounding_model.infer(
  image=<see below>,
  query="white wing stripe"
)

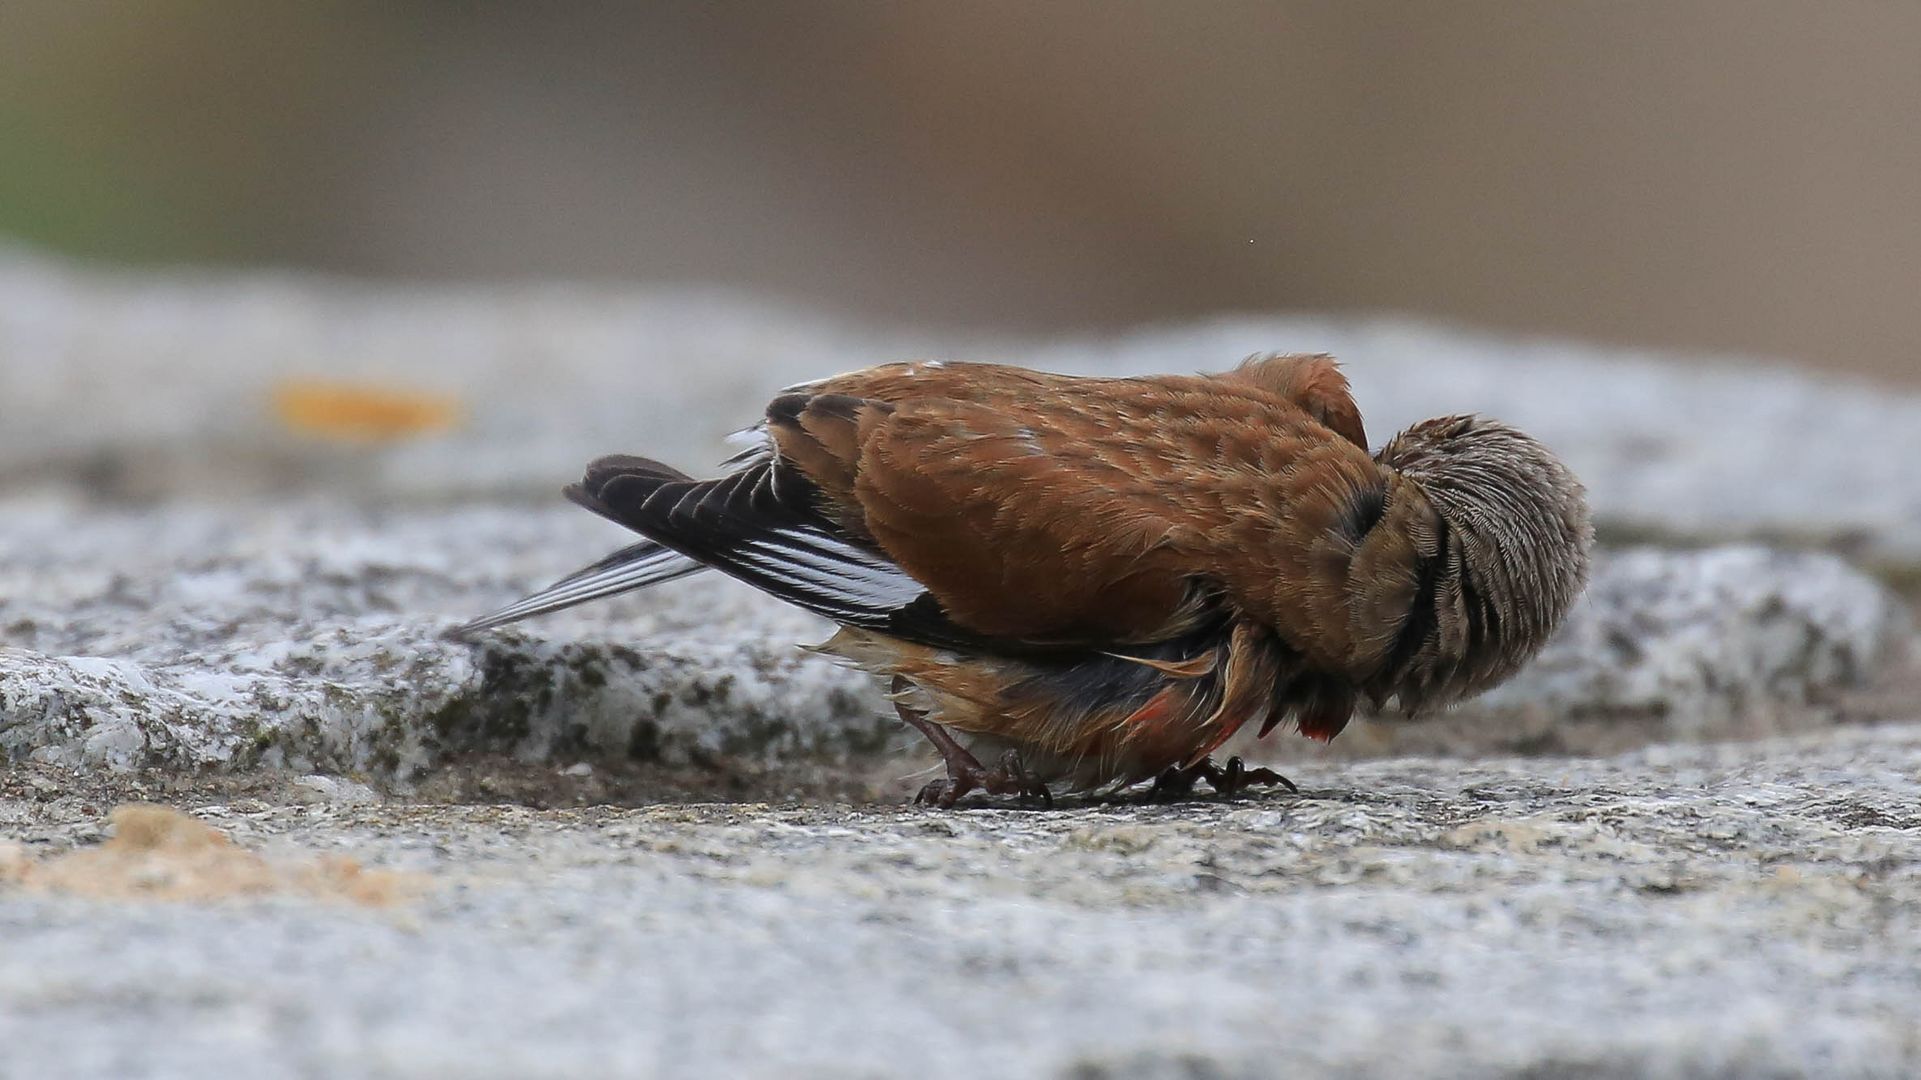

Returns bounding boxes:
[761,538,920,598]
[741,535,928,609]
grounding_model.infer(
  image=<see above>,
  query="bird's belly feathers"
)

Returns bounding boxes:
[815,624,1303,790]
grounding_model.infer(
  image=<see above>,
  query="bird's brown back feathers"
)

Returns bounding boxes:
[774,355,1388,653]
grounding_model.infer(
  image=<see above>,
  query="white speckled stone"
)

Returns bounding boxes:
[3,727,1920,1078]
[1455,545,1912,750]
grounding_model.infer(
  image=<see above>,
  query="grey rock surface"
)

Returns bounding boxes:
[4,726,1921,1079]
[1331,545,1914,758]
[6,246,1921,558]
[1,496,1909,780]
[0,499,883,780]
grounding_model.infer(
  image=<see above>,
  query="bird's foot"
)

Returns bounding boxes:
[1209,755,1298,795]
[1149,756,1298,800]
[893,675,1052,809]
[915,749,1054,809]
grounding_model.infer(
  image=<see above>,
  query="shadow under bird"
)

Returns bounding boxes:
[459,354,1592,805]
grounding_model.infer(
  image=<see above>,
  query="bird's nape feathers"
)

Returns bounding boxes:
[1364,415,1592,712]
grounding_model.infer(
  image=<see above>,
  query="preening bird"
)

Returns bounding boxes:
[459,354,1592,805]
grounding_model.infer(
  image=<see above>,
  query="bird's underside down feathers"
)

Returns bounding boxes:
[460,352,1592,791]
[818,621,1362,791]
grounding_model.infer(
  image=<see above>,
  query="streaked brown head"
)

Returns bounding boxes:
[1361,414,1592,713]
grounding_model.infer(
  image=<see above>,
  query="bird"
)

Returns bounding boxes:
[458,353,1592,806]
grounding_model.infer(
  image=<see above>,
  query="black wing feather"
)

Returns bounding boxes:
[570,459,923,624]
[454,456,707,635]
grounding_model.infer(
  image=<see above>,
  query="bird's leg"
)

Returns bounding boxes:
[892,677,1052,808]
[896,705,986,806]
[1150,756,1298,800]
[891,676,988,803]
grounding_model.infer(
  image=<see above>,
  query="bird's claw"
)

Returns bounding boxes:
[1149,755,1297,800]
[1214,755,1298,794]
[914,749,1053,809]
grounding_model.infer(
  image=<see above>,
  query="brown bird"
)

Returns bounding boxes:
[460,354,1591,805]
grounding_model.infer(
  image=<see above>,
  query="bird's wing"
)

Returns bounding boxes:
[564,373,1254,652]
[565,450,990,648]
[768,373,1385,649]
[818,388,1222,643]
[460,358,1377,646]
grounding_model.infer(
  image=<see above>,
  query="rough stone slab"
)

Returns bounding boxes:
[6,247,1921,558]
[0,499,884,780]
[1,499,1908,778]
[4,725,1921,1078]
[1326,545,1915,758]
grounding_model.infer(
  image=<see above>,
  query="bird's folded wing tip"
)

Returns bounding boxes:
[442,619,489,642]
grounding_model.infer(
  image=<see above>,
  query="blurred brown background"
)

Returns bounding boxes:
[2,2,1916,381]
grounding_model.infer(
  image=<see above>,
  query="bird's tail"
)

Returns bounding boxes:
[452,540,706,635]
[453,456,707,635]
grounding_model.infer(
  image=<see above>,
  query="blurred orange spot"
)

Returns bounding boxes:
[272,378,463,442]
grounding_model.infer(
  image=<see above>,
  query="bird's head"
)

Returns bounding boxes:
[1357,414,1592,713]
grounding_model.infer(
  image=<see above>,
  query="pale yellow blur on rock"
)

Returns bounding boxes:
[2,804,425,907]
